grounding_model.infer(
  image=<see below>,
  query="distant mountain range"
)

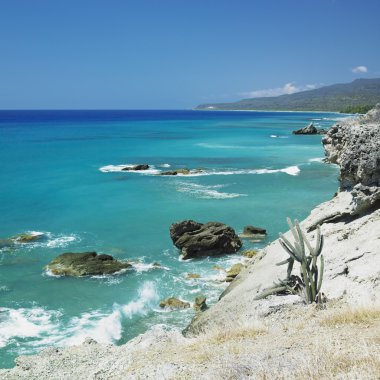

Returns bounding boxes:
[195,78,380,112]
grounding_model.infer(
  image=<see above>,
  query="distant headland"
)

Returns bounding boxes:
[195,78,380,113]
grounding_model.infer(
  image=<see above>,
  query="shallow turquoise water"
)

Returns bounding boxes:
[0,110,340,367]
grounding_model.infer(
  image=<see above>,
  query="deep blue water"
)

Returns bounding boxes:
[0,110,340,368]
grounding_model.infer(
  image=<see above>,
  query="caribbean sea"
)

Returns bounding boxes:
[0,110,341,368]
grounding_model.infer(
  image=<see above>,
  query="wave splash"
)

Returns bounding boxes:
[0,282,159,351]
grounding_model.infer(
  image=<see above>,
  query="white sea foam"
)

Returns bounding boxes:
[63,281,159,345]
[11,231,78,250]
[131,262,170,272]
[308,157,324,163]
[0,307,61,349]
[0,282,159,350]
[175,181,247,199]
[99,164,161,175]
[158,163,171,168]
[180,165,301,177]
[270,135,289,139]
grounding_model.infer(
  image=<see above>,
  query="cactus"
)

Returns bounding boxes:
[255,218,324,303]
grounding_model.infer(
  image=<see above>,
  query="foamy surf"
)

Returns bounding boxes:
[175,181,247,199]
[99,164,161,174]
[0,282,159,351]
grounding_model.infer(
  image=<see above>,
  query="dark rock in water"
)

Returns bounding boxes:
[46,252,132,276]
[12,233,44,243]
[160,168,190,176]
[159,297,190,309]
[193,295,207,312]
[293,122,325,135]
[122,164,149,171]
[243,225,267,235]
[170,220,242,259]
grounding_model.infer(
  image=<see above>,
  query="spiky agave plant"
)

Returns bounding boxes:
[256,218,324,303]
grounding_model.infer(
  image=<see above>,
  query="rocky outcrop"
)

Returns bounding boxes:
[46,252,131,276]
[170,220,242,259]
[0,232,44,249]
[322,104,380,215]
[122,164,149,171]
[193,296,207,312]
[293,122,326,135]
[160,168,190,175]
[225,263,245,282]
[239,225,267,239]
[159,297,190,309]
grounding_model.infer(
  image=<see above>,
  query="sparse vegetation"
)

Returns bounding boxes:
[320,306,380,326]
[256,218,324,303]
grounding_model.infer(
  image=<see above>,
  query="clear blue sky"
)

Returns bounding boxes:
[0,0,379,109]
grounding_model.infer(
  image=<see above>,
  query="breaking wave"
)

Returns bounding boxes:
[175,182,247,199]
[0,282,159,351]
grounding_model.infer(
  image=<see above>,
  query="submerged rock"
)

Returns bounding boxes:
[225,263,245,282]
[159,297,190,309]
[193,296,207,312]
[46,252,132,276]
[159,168,190,176]
[12,233,44,243]
[122,164,149,171]
[186,273,201,279]
[170,220,242,259]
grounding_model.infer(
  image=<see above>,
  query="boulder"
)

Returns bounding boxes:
[45,252,132,276]
[122,164,149,171]
[292,122,325,135]
[193,296,207,312]
[160,168,190,176]
[170,220,242,259]
[159,297,190,309]
[225,263,245,282]
[12,233,44,243]
[240,225,267,239]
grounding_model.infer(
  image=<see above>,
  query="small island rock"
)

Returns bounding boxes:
[160,168,190,176]
[159,297,190,309]
[46,252,131,276]
[122,164,149,171]
[170,220,242,259]
[293,122,326,135]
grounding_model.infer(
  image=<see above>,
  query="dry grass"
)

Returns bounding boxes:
[320,305,380,327]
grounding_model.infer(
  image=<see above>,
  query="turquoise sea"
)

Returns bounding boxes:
[0,110,341,368]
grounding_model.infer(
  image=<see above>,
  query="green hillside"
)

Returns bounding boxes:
[195,78,380,112]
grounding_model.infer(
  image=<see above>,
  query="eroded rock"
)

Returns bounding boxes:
[46,252,131,276]
[170,220,242,259]
[159,297,190,309]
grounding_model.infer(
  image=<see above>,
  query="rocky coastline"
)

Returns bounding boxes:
[1,106,379,379]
